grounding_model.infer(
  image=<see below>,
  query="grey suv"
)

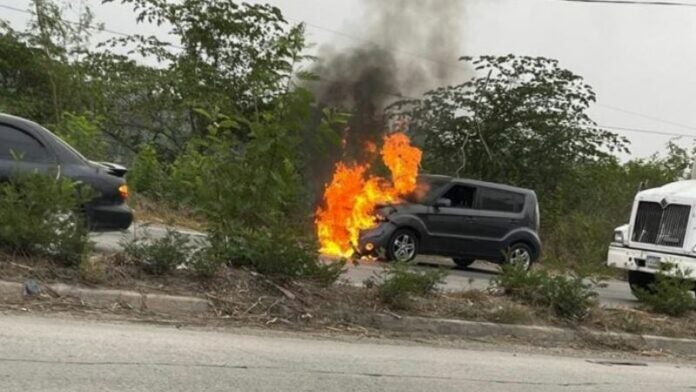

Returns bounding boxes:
[357,175,541,270]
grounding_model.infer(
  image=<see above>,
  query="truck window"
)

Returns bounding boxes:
[0,125,52,163]
[478,188,525,213]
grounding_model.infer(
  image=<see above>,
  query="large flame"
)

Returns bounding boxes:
[316,132,423,257]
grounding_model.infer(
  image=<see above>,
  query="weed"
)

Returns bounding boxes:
[495,264,598,321]
[634,268,695,317]
[378,262,446,310]
[123,229,193,275]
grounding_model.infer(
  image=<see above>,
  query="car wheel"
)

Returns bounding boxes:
[453,258,475,269]
[387,229,418,263]
[628,270,655,298]
[506,243,533,271]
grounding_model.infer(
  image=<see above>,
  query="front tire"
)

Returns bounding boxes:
[386,229,418,263]
[628,270,655,298]
[506,242,534,271]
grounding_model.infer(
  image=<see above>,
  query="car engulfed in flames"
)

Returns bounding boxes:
[315,132,422,258]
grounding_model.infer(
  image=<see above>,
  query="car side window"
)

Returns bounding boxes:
[441,185,476,208]
[0,125,52,163]
[478,188,525,213]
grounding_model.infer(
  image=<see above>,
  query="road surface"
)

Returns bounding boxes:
[92,225,638,308]
[0,314,694,392]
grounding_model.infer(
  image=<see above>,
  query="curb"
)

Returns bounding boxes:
[2,279,696,356]
[0,280,210,316]
[359,314,696,357]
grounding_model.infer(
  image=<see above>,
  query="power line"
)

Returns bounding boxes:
[561,0,696,6]
[596,124,696,138]
[596,103,696,132]
[0,3,184,48]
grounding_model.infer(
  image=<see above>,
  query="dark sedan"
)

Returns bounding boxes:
[0,113,133,231]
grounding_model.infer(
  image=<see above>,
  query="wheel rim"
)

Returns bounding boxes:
[509,247,531,270]
[392,233,416,262]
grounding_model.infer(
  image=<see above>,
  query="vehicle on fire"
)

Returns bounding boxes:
[0,113,133,231]
[608,177,696,296]
[357,175,541,270]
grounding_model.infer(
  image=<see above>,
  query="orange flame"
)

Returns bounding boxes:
[316,132,422,257]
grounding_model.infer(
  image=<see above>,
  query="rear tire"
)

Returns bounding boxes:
[453,258,475,269]
[628,270,655,298]
[386,229,419,263]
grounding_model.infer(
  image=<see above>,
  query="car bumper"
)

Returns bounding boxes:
[607,245,696,279]
[356,223,396,257]
[87,203,133,231]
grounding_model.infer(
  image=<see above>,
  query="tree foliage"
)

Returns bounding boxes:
[390,55,629,198]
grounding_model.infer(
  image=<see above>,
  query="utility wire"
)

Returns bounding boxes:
[561,0,696,6]
[596,103,696,132]
[0,3,184,49]
[4,2,696,139]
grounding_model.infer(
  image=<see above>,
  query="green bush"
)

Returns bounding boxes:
[210,225,344,285]
[634,269,696,317]
[55,112,108,160]
[495,264,598,321]
[0,172,91,265]
[378,262,446,309]
[123,229,193,275]
[128,144,164,196]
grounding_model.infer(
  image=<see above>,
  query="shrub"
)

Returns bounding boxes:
[495,264,598,321]
[210,225,344,285]
[56,112,108,160]
[128,144,164,196]
[123,229,193,275]
[0,172,91,265]
[634,269,696,317]
[378,262,446,309]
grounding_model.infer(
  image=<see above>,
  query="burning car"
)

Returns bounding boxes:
[357,175,541,270]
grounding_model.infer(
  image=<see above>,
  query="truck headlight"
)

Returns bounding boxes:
[613,231,624,244]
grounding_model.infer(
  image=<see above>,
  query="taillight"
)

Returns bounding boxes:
[119,184,129,200]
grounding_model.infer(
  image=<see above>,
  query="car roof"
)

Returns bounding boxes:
[420,174,535,194]
[0,113,37,128]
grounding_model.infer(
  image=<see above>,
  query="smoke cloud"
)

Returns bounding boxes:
[311,0,470,155]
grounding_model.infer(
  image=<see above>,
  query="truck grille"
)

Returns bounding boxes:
[632,201,690,248]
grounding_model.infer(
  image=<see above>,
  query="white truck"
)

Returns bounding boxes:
[608,179,696,295]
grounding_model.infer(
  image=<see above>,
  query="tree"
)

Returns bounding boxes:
[97,0,308,156]
[389,55,629,199]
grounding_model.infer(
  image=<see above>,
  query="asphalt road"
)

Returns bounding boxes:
[91,224,638,308]
[1,314,694,392]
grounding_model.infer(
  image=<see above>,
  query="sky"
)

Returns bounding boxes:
[3,0,696,159]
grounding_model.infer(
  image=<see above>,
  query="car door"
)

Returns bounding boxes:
[0,123,59,182]
[421,183,480,255]
[470,187,526,258]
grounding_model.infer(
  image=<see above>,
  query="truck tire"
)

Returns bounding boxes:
[628,270,655,298]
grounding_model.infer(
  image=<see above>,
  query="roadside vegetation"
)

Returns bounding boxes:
[0,172,91,266]
[2,0,696,345]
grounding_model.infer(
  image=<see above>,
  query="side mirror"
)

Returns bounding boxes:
[434,198,452,208]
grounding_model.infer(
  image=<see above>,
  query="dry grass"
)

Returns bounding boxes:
[2,251,696,340]
[129,195,206,230]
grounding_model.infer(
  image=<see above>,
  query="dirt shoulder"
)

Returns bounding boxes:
[1,251,696,351]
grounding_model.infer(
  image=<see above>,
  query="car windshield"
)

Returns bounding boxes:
[404,176,450,204]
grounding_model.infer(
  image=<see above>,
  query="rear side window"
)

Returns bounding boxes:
[0,125,52,162]
[478,188,525,213]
